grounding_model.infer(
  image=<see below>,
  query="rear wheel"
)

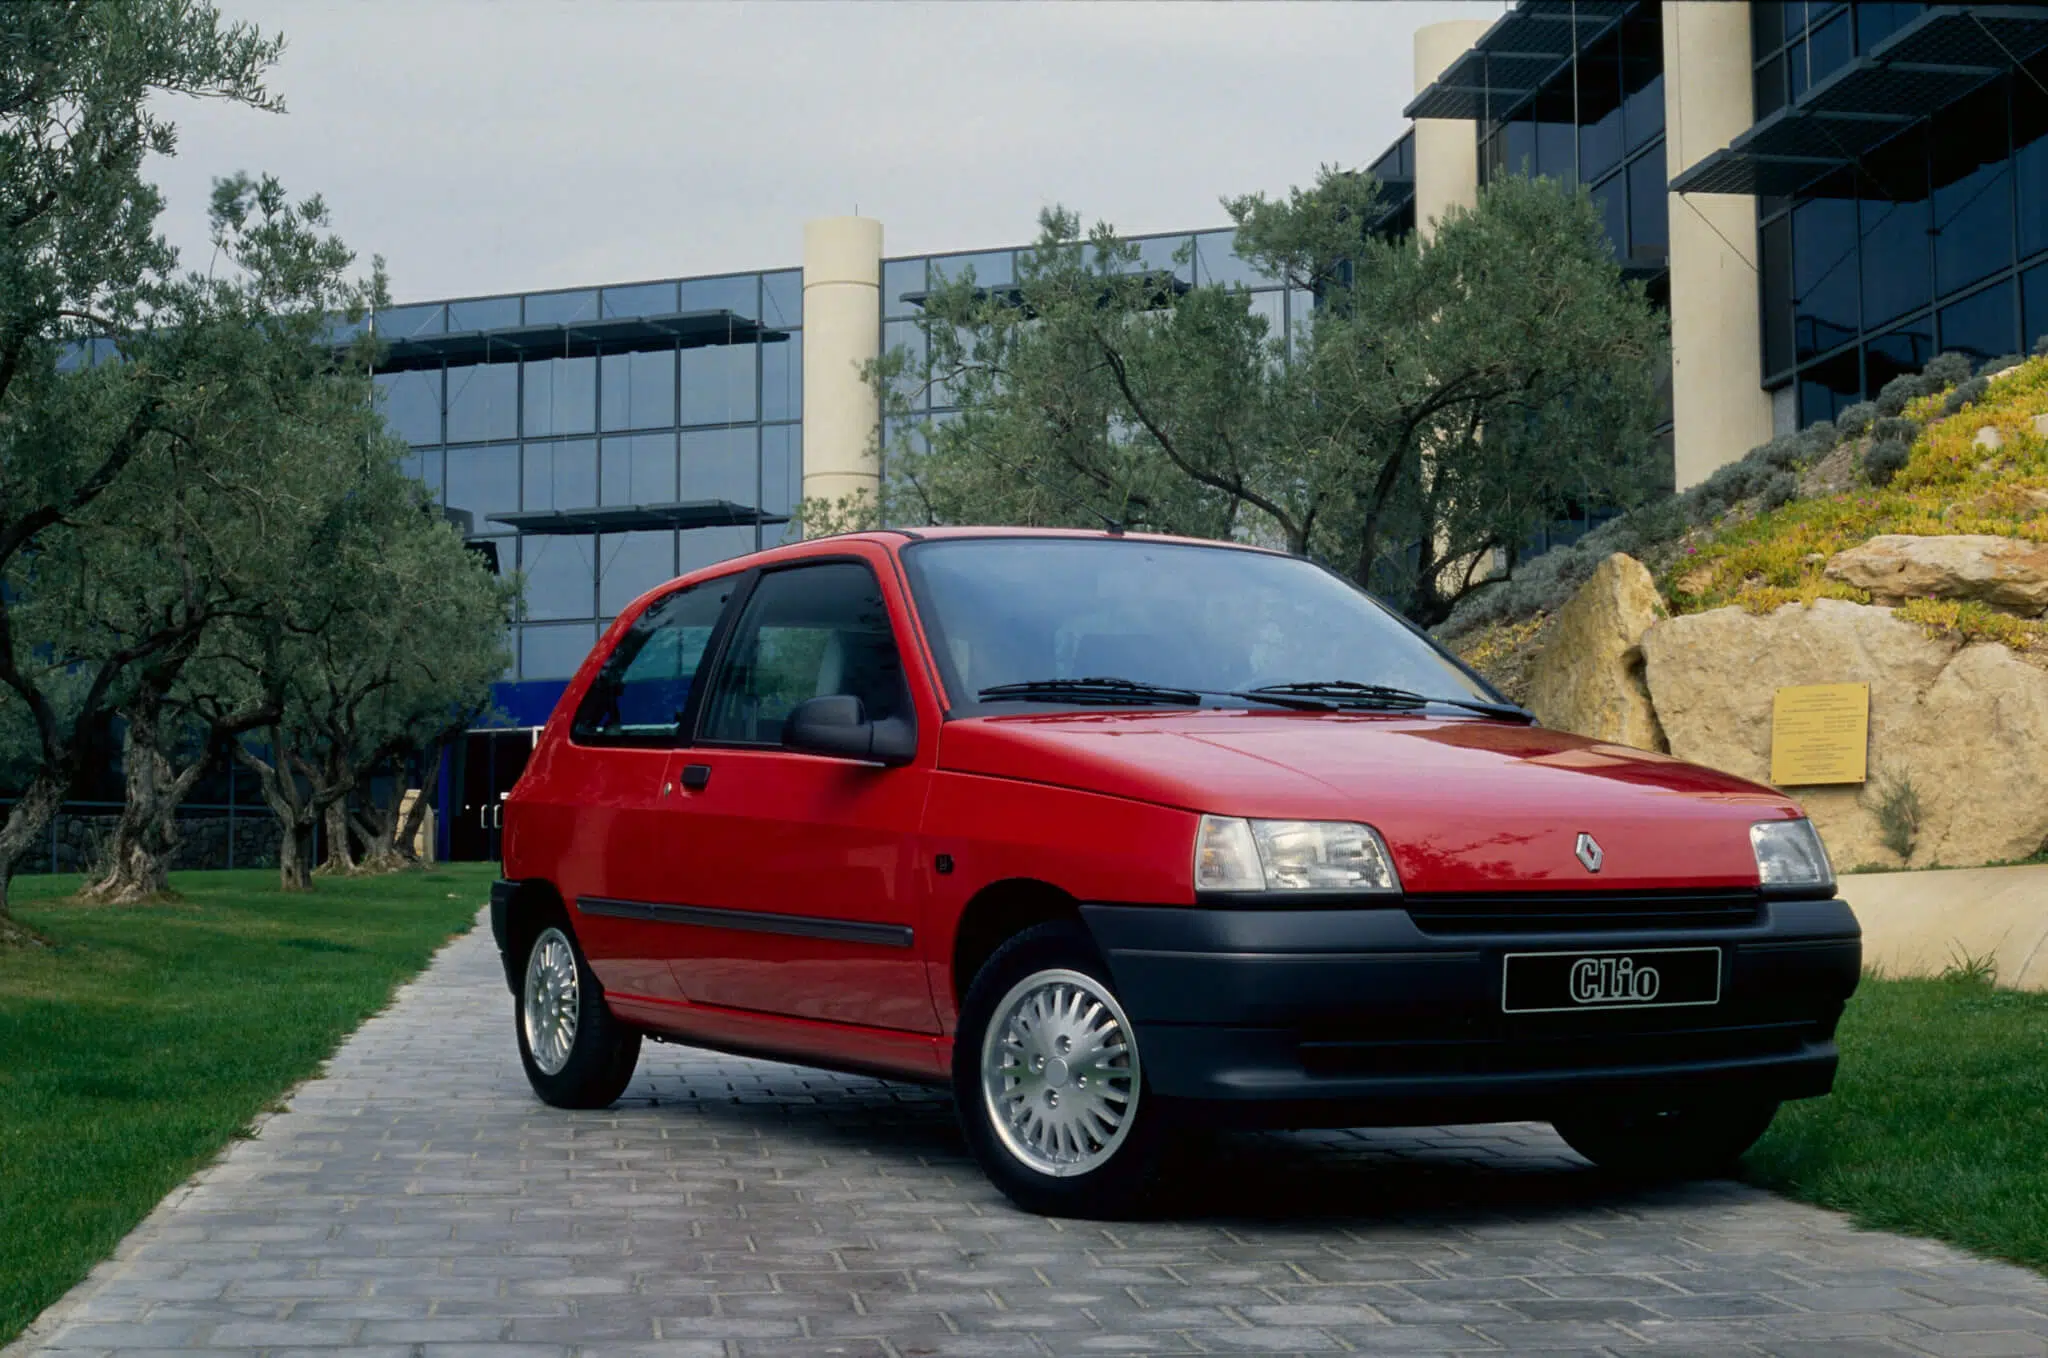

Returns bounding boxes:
[1553,1100,1779,1180]
[516,920,641,1109]
[954,921,1171,1218]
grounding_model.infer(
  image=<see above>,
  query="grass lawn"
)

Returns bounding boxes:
[0,864,495,1347]
[1747,975,2048,1274]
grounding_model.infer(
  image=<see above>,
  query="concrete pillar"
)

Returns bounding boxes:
[800,217,883,520]
[1663,1,1775,489]
[1413,20,1492,243]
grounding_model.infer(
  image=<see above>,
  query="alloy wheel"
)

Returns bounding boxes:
[523,927,580,1076]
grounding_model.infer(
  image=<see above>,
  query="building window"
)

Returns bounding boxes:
[600,348,677,432]
[598,531,678,617]
[680,427,758,506]
[373,369,442,446]
[679,342,757,426]
[444,445,519,533]
[523,355,596,437]
[599,433,677,507]
[520,534,596,622]
[445,362,518,444]
[1939,279,2019,365]
[522,440,598,512]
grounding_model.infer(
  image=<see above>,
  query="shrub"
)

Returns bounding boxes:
[1877,374,1920,416]
[1978,354,2023,377]
[1942,376,1990,415]
[1874,770,1922,859]
[1836,401,1878,438]
[1799,418,1837,457]
[1865,438,1911,486]
[1757,470,1799,510]
[2035,332,2048,358]
[1872,415,1920,444]
[1922,351,1973,391]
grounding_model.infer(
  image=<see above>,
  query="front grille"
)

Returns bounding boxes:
[1404,889,1765,936]
[1298,1020,1814,1078]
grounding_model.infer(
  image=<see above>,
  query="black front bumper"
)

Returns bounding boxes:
[1079,894,1860,1128]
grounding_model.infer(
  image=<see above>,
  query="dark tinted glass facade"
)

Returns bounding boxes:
[1758,40,2048,421]
[372,269,803,701]
[880,229,1298,450]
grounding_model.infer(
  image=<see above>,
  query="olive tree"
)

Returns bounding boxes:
[0,0,283,935]
[830,171,1667,627]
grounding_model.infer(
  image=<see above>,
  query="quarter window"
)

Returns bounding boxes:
[571,580,733,746]
[700,563,909,746]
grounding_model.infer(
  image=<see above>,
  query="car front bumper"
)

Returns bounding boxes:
[1079,893,1860,1128]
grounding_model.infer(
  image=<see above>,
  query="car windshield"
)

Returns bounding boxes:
[898,537,1495,714]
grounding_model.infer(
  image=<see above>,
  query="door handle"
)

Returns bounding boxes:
[679,763,712,791]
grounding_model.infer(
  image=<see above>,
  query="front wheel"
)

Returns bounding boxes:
[954,921,1172,1218]
[516,920,641,1109]
[1553,1100,1779,1180]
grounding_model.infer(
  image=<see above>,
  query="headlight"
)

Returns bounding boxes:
[1194,815,1401,894]
[1751,818,1834,891]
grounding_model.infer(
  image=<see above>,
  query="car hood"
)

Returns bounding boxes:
[938,710,1800,894]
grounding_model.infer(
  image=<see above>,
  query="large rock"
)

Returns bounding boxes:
[1525,553,1666,752]
[1825,533,2048,613]
[1641,598,2048,869]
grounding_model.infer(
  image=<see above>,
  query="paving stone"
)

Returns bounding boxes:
[16,913,2048,1358]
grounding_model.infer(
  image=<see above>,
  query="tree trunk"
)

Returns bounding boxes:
[393,743,444,866]
[0,768,64,946]
[82,692,207,905]
[237,730,315,892]
[317,797,357,876]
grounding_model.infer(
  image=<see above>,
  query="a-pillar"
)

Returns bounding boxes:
[1413,20,1492,244]
[1663,1,1774,489]
[800,216,883,524]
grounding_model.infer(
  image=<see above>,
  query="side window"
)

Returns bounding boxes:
[700,561,908,746]
[570,579,732,746]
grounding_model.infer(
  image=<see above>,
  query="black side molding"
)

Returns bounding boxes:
[575,896,914,949]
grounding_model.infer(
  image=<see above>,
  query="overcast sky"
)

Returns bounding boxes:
[151,1,1506,305]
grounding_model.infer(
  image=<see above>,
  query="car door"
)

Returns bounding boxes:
[551,575,737,1001]
[658,554,939,1033]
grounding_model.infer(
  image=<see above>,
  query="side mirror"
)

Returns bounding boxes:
[783,694,916,766]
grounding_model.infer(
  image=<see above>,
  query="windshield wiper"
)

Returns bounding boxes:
[978,676,1203,707]
[1246,680,1534,723]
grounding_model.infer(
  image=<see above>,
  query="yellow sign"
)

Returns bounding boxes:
[1770,683,1870,786]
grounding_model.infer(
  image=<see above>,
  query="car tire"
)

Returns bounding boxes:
[1552,1100,1780,1180]
[515,915,641,1109]
[953,920,1172,1218]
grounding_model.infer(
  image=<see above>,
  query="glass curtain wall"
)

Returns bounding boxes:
[1758,40,2048,422]
[1471,0,1672,544]
[374,267,803,685]
[880,231,1298,487]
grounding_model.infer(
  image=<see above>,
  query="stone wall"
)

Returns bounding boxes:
[30,812,283,875]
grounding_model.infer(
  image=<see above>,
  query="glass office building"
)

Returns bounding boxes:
[1401,0,2048,463]
[373,230,1301,728]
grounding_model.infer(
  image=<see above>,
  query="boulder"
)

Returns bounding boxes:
[1641,598,2048,869]
[1824,533,2048,613]
[1525,553,1666,752]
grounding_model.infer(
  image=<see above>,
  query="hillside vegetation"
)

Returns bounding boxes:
[1448,342,2048,695]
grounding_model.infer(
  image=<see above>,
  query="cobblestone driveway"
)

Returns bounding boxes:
[15,912,2048,1358]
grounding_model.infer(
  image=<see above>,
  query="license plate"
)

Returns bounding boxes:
[1501,947,1722,1014]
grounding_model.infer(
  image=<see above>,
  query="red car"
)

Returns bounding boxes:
[490,529,1860,1216]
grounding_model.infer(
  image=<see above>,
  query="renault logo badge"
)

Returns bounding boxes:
[1575,832,1603,873]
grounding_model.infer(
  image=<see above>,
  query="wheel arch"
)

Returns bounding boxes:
[947,877,1088,1012]
[490,877,570,995]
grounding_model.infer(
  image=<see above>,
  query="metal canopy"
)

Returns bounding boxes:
[1403,0,1634,122]
[487,500,790,535]
[1671,5,2048,198]
[373,310,790,373]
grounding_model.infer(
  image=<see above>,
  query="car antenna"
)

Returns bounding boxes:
[993,451,1129,536]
